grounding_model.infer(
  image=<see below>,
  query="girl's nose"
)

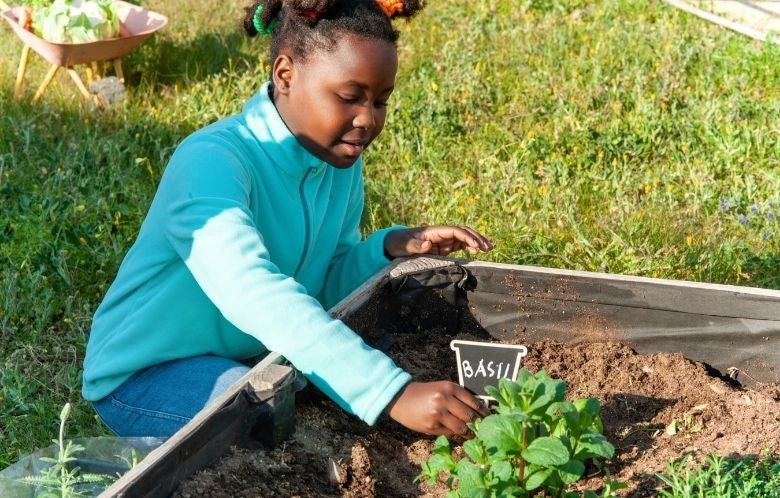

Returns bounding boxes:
[353,104,375,130]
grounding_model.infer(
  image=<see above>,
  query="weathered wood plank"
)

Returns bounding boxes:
[100,364,295,497]
[464,261,780,320]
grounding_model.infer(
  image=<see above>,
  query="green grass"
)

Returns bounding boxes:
[0,0,778,480]
[656,453,780,497]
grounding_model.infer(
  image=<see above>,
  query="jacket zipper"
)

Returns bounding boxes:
[294,168,312,276]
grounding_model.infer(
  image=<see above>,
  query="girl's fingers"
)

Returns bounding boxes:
[441,226,491,252]
[458,226,492,251]
[405,237,431,254]
[453,386,490,417]
[446,400,481,429]
[414,226,492,254]
[438,243,454,254]
[447,227,479,248]
[438,412,471,437]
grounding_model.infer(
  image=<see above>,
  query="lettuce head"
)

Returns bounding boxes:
[32,0,120,44]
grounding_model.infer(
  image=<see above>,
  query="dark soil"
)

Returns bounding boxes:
[173,293,780,498]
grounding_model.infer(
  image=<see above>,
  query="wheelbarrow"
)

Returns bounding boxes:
[0,0,167,105]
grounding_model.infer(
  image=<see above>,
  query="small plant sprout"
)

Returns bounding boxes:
[21,403,115,498]
[417,370,624,497]
[656,452,780,497]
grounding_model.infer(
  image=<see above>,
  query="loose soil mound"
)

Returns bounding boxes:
[173,324,780,497]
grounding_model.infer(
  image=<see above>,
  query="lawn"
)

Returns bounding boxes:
[1,0,778,479]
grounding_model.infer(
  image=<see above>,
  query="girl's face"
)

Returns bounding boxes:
[272,34,398,168]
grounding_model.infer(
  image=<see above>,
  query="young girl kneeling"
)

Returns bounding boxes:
[82,0,492,439]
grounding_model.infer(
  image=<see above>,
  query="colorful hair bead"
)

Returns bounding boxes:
[374,0,404,17]
[252,4,278,35]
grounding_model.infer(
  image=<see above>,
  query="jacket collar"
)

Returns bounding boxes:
[242,81,326,179]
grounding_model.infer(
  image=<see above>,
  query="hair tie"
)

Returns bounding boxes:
[252,5,277,35]
[375,0,404,17]
[302,10,321,19]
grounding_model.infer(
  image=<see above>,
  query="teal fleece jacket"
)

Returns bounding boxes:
[82,82,412,425]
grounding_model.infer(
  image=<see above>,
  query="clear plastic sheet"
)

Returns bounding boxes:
[0,437,164,497]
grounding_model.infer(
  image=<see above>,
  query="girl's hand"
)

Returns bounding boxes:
[384,226,492,259]
[386,381,489,436]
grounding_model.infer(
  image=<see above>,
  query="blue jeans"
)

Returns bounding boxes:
[91,355,251,438]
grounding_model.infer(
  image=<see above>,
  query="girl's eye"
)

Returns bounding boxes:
[338,94,359,103]
[375,101,389,108]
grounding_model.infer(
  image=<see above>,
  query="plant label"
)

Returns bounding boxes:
[450,340,528,400]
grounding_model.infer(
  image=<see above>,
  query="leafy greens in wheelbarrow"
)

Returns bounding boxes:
[30,0,120,43]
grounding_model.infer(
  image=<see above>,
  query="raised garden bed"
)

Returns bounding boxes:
[103,257,780,497]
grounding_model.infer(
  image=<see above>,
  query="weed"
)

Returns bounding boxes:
[656,452,780,497]
[20,403,116,497]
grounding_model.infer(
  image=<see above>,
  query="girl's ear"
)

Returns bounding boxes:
[272,54,294,95]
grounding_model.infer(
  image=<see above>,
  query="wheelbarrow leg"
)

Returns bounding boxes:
[112,58,124,83]
[66,67,99,106]
[32,64,59,103]
[14,45,31,100]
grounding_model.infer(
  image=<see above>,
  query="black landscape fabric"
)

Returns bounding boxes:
[376,261,780,386]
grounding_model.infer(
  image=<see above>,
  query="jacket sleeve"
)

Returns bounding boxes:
[161,139,411,424]
[318,164,405,310]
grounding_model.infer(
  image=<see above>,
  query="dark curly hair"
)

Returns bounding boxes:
[243,0,424,71]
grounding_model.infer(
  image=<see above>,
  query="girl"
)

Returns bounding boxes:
[82,0,492,440]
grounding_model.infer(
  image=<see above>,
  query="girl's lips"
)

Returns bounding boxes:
[339,140,365,156]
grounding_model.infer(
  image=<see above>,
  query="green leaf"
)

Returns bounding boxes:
[497,378,522,409]
[484,384,500,400]
[527,390,554,415]
[603,480,629,494]
[505,410,530,426]
[428,453,457,473]
[592,415,605,433]
[418,451,457,484]
[488,459,515,484]
[521,437,569,466]
[573,432,615,460]
[474,414,524,459]
[516,369,532,385]
[455,459,490,498]
[462,438,488,465]
[547,377,567,403]
[555,458,586,485]
[524,468,553,490]
[431,435,452,455]
[557,435,574,454]
[573,398,601,419]
[547,401,578,436]
[494,483,526,498]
